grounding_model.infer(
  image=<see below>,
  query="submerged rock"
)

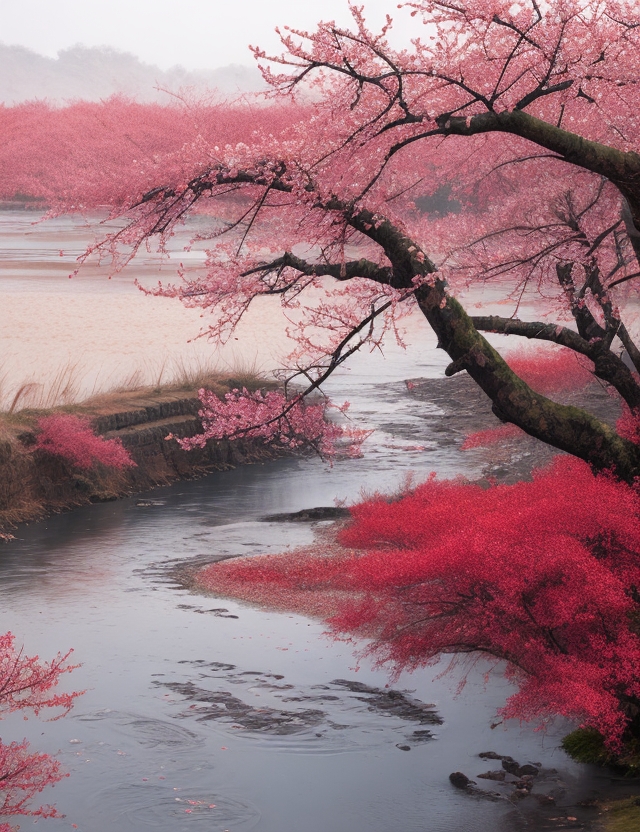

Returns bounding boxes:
[479,751,513,761]
[449,772,472,789]
[329,679,442,726]
[261,506,351,522]
[502,758,523,775]
[477,770,506,781]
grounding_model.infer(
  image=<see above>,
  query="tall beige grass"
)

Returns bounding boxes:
[0,355,271,414]
[1,362,84,413]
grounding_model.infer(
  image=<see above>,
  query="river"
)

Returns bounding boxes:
[0,210,629,831]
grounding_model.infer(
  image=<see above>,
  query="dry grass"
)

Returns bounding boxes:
[0,362,85,413]
[155,356,227,391]
[215,354,267,391]
[8,382,41,414]
[0,355,273,418]
[598,797,640,832]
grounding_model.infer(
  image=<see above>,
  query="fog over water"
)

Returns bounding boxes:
[0,210,546,411]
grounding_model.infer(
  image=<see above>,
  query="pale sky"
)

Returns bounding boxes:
[0,0,417,70]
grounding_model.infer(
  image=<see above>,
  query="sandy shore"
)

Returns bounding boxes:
[1,279,298,408]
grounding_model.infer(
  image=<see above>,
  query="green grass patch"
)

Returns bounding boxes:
[599,797,640,832]
[562,728,640,775]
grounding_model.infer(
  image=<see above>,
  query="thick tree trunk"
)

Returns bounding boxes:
[415,284,640,482]
[471,315,640,411]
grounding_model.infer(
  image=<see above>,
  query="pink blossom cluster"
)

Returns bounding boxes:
[264,0,639,153]
[0,741,65,825]
[174,388,369,458]
[0,633,81,830]
[34,414,135,470]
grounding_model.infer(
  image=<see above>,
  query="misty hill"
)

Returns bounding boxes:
[0,44,266,104]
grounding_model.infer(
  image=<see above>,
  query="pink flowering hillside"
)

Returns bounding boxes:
[0,97,307,206]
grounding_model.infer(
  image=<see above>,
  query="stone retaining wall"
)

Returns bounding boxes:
[0,390,288,534]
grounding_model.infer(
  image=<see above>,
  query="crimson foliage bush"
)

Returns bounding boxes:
[199,457,640,750]
[34,414,135,470]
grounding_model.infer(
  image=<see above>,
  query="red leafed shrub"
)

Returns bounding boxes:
[0,632,81,830]
[198,457,640,749]
[616,404,640,446]
[505,347,594,395]
[34,414,135,470]
[461,423,524,450]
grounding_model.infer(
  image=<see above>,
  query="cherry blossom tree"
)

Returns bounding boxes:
[261,1,640,256]
[0,633,80,830]
[32,0,640,479]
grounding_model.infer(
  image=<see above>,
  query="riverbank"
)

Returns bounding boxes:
[0,376,289,535]
[3,366,639,832]
[186,459,640,829]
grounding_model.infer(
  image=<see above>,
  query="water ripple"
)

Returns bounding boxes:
[78,709,204,749]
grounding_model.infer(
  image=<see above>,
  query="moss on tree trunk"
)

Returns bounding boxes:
[416,286,640,482]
